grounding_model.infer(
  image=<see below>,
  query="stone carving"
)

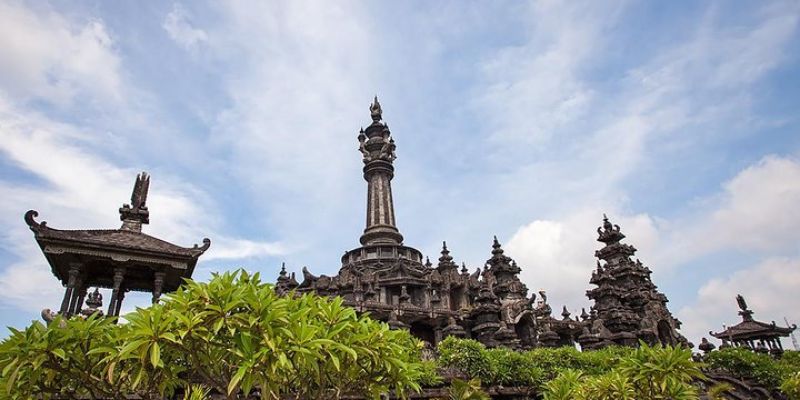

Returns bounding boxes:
[274,99,582,350]
[577,214,689,350]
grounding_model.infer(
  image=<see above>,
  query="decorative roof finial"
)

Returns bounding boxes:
[120,172,151,231]
[370,96,382,122]
[597,213,625,244]
[491,235,504,256]
[736,294,755,321]
[438,241,454,265]
[132,172,149,209]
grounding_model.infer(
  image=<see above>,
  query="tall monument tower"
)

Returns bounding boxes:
[358,97,403,245]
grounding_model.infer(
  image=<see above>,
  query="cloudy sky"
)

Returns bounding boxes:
[1,0,799,346]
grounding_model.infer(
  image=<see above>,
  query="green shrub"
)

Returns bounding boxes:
[449,378,489,400]
[781,372,800,400]
[437,336,493,381]
[706,347,785,388]
[0,270,426,399]
[542,369,583,400]
[486,348,544,387]
[542,343,703,400]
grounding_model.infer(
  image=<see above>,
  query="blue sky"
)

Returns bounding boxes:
[1,0,799,346]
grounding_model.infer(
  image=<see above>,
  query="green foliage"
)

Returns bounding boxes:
[706,347,786,388]
[616,343,703,399]
[527,345,631,378]
[579,370,635,400]
[0,314,125,399]
[0,270,426,399]
[542,369,583,400]
[436,337,544,387]
[781,372,800,400]
[542,343,703,400]
[437,337,493,380]
[448,378,489,400]
[485,347,544,387]
[707,382,733,400]
[418,360,444,387]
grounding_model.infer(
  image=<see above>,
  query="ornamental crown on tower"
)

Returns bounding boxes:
[358,96,396,164]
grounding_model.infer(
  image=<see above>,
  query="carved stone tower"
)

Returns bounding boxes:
[358,96,403,246]
[577,215,688,349]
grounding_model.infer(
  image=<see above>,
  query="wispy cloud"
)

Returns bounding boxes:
[163,3,208,50]
[0,1,122,106]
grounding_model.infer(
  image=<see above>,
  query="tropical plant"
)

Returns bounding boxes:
[542,369,583,400]
[616,343,704,399]
[579,370,635,400]
[782,372,800,400]
[448,378,489,400]
[706,382,733,400]
[706,347,785,388]
[0,270,426,399]
[541,343,704,400]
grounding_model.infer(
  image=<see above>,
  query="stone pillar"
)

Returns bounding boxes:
[152,271,165,304]
[114,290,126,317]
[107,267,125,317]
[70,285,87,316]
[60,263,81,316]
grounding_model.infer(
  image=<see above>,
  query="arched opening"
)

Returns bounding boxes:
[410,322,436,346]
[657,320,675,346]
[514,313,535,348]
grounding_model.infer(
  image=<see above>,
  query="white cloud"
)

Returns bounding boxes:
[506,208,661,314]
[685,156,800,256]
[0,100,283,314]
[505,155,800,346]
[0,1,122,105]
[203,1,380,259]
[475,0,625,149]
[651,156,800,269]
[163,3,208,50]
[677,257,800,348]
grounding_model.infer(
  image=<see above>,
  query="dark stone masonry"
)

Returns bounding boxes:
[26,97,794,356]
[275,97,690,350]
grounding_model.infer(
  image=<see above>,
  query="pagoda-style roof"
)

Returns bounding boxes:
[710,295,796,341]
[26,211,209,259]
[24,172,210,296]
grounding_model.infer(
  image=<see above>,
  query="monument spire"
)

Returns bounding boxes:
[358,97,403,245]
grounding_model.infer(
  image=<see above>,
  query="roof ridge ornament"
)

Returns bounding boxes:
[120,172,151,232]
[24,210,48,232]
[370,95,382,122]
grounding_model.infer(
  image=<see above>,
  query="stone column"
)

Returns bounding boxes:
[107,267,125,317]
[70,285,87,316]
[114,290,126,317]
[152,271,166,304]
[59,263,81,316]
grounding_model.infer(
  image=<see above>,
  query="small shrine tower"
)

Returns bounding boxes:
[26,172,210,318]
[577,215,689,349]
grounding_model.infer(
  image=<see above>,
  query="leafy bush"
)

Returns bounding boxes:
[527,345,631,378]
[436,337,544,388]
[485,347,544,387]
[706,347,785,388]
[782,372,800,400]
[437,337,493,381]
[0,270,426,399]
[448,378,489,400]
[542,343,703,400]
[542,369,583,400]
